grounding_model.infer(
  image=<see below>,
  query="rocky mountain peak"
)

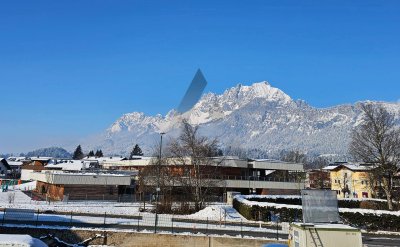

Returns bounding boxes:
[82,81,400,157]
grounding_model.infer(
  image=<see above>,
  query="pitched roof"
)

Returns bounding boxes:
[323,162,374,171]
[0,158,11,170]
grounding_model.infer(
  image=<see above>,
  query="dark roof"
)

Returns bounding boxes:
[0,158,11,170]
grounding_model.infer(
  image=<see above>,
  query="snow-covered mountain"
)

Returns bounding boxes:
[82,82,400,157]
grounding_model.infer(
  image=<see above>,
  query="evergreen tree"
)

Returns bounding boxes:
[72,145,85,160]
[88,150,95,157]
[95,149,103,157]
[130,144,143,159]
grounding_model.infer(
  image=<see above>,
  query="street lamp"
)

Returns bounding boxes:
[155,132,165,233]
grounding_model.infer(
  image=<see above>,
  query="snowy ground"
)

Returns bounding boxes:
[0,234,47,247]
[0,187,246,222]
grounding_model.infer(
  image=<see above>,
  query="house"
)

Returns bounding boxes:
[305,169,331,189]
[103,156,305,196]
[323,162,374,198]
[25,170,136,201]
[83,156,127,168]
[0,158,11,178]
[20,157,53,180]
[6,157,29,179]
[46,159,100,171]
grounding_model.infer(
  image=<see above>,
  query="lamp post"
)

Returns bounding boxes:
[155,132,165,233]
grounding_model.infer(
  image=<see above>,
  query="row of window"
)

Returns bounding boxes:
[334,179,368,185]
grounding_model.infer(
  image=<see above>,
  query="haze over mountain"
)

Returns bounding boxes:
[80,82,400,158]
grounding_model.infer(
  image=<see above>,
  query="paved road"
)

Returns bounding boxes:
[362,234,400,247]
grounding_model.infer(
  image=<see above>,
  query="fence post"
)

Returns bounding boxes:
[171,216,174,234]
[240,219,243,238]
[36,209,39,227]
[276,218,279,240]
[206,217,208,236]
[86,194,88,204]
[137,215,140,232]
[103,212,107,228]
[70,211,73,227]
[224,208,226,227]
[2,208,6,226]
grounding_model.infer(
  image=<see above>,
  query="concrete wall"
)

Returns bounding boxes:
[0,227,286,247]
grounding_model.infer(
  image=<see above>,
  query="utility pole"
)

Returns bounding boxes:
[155,132,165,233]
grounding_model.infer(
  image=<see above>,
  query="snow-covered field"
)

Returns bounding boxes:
[0,234,47,247]
[0,186,246,222]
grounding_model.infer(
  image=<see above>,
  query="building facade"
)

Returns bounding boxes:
[324,162,374,198]
[103,156,305,196]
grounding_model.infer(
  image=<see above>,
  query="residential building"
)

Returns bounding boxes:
[20,157,53,180]
[26,170,136,201]
[46,159,100,171]
[0,158,11,178]
[305,169,331,189]
[323,162,374,198]
[103,156,305,196]
[6,157,30,178]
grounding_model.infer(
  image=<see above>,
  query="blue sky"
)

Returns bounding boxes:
[1,1,400,153]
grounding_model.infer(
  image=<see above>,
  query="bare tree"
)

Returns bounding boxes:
[168,120,223,211]
[7,192,15,204]
[349,103,400,210]
[279,150,307,188]
[137,159,174,212]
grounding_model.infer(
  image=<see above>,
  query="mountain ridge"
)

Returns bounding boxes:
[81,81,400,157]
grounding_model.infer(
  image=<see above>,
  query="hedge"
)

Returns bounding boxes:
[233,197,400,231]
[247,197,390,210]
[232,199,302,223]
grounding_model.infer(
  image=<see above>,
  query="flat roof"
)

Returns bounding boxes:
[291,222,359,231]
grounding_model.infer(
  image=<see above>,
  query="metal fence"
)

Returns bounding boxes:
[0,208,286,240]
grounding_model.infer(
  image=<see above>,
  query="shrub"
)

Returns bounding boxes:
[247,197,389,210]
[233,197,400,231]
[359,201,379,210]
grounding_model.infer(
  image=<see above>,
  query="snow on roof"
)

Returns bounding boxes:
[291,222,358,230]
[322,165,339,171]
[0,234,47,247]
[83,156,127,162]
[7,160,24,166]
[7,156,28,161]
[323,162,374,171]
[250,158,302,164]
[129,155,152,160]
[46,160,85,171]
[29,157,53,161]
